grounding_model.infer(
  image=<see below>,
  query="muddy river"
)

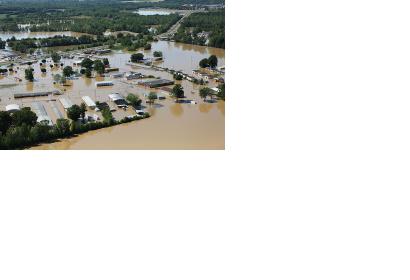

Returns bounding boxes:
[0,35,225,149]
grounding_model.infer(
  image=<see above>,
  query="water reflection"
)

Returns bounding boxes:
[170,103,183,117]
[26,82,33,92]
[84,77,92,87]
[199,103,213,113]
[217,101,225,115]
[147,106,156,117]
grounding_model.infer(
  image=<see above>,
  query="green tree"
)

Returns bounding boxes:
[171,84,184,101]
[3,124,31,149]
[81,58,94,69]
[217,83,225,101]
[208,55,218,68]
[126,93,142,107]
[199,58,209,68]
[30,122,51,143]
[131,53,144,63]
[148,92,157,104]
[101,107,114,124]
[199,87,212,101]
[12,107,37,127]
[63,66,74,77]
[55,118,71,137]
[85,68,92,78]
[103,58,109,66]
[80,102,87,121]
[0,111,12,135]
[67,105,82,122]
[53,73,62,83]
[25,68,34,82]
[153,51,163,58]
[51,52,61,64]
[60,76,67,85]
[93,60,105,75]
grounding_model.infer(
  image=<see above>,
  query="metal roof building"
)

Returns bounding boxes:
[138,79,174,88]
[5,104,20,113]
[82,96,97,109]
[31,102,53,125]
[59,97,74,110]
[95,81,114,87]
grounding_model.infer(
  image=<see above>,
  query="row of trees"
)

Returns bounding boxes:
[199,55,218,68]
[0,104,150,149]
[199,84,225,101]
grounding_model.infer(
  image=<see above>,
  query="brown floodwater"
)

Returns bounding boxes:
[0,38,225,149]
[0,31,90,41]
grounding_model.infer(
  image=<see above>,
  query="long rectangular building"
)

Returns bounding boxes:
[82,96,96,109]
[31,102,53,125]
[59,97,74,111]
[138,79,174,88]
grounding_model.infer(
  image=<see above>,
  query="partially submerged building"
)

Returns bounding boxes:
[82,96,97,110]
[95,81,114,87]
[109,93,128,108]
[125,72,143,80]
[138,79,174,88]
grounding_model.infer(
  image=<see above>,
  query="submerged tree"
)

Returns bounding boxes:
[51,52,61,64]
[148,92,157,104]
[208,55,218,68]
[171,84,184,101]
[24,68,34,82]
[199,58,209,68]
[81,58,94,69]
[199,87,213,101]
[131,53,144,63]
[126,93,142,108]
[63,66,74,77]
[93,60,105,75]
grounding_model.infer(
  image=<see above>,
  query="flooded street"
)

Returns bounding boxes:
[0,34,225,149]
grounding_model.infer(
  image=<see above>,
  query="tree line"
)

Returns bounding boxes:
[0,104,150,150]
[174,10,225,48]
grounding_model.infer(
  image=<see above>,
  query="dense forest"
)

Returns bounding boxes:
[7,33,155,53]
[174,10,225,48]
[0,0,224,48]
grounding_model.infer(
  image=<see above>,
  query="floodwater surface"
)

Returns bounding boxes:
[0,41,226,150]
[0,31,89,41]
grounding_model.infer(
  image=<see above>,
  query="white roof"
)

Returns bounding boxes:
[31,102,53,125]
[109,93,125,102]
[82,96,96,107]
[59,97,73,109]
[5,104,20,112]
[95,81,113,86]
